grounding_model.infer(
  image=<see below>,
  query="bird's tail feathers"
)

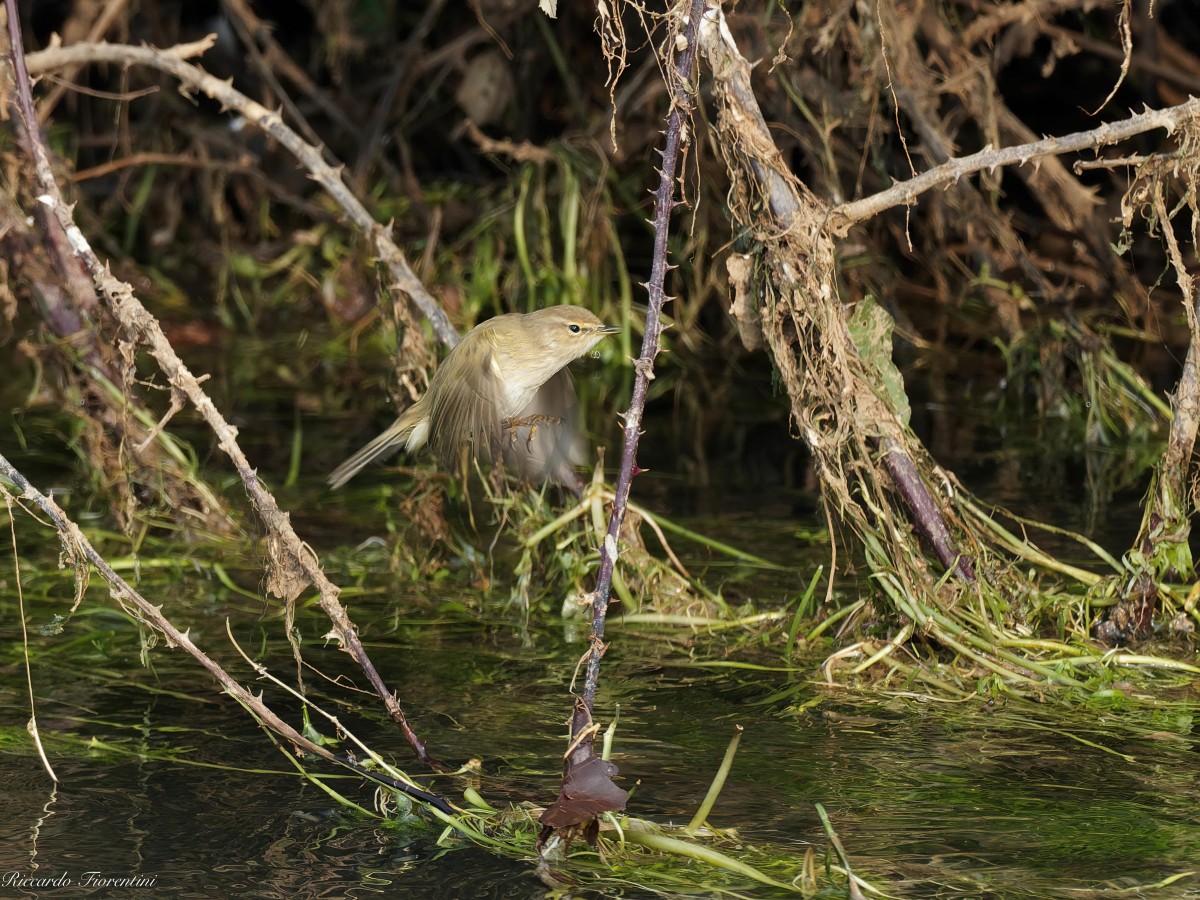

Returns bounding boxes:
[328,409,421,489]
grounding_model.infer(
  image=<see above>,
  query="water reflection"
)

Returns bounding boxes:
[3,598,1197,897]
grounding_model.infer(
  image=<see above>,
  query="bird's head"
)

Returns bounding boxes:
[527,305,622,365]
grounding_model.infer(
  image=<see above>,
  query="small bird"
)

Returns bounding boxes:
[329,305,620,489]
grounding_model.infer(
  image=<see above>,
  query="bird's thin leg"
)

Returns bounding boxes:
[487,456,508,498]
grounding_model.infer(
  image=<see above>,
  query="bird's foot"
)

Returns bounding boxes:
[503,414,561,451]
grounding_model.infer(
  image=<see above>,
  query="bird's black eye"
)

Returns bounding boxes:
[568,324,581,334]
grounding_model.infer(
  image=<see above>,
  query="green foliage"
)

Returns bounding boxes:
[849,296,910,426]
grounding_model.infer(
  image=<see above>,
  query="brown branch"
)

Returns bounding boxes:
[25,38,460,348]
[699,2,975,588]
[463,120,556,165]
[830,96,1200,234]
[538,0,706,851]
[1043,23,1200,97]
[882,439,974,581]
[7,21,439,765]
[217,0,331,151]
[915,9,1150,318]
[34,0,131,123]
[0,29,232,532]
[0,453,454,815]
[1136,182,1200,557]
[351,0,449,185]
[880,3,1049,336]
[216,0,361,143]
[960,0,1118,47]
[579,0,705,723]
[71,151,254,181]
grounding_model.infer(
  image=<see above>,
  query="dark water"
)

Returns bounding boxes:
[2,535,1198,898]
[3,354,1199,898]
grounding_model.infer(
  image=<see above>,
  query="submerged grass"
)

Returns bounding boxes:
[0,438,835,892]
[5,498,1199,896]
[6,9,1198,898]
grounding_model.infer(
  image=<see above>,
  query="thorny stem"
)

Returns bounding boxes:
[830,95,1200,233]
[574,0,706,736]
[0,453,455,814]
[3,6,438,767]
[22,39,459,348]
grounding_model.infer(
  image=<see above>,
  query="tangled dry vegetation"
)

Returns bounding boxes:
[693,1,1200,684]
[4,0,1200,892]
[3,0,1200,738]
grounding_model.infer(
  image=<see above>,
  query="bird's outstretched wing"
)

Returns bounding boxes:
[424,327,506,468]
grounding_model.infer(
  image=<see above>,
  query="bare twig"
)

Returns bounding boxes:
[0,453,454,814]
[915,10,1151,317]
[352,0,448,185]
[463,120,556,165]
[215,0,369,145]
[1043,23,1200,97]
[538,0,706,850]
[218,0,337,150]
[961,0,1119,47]
[830,96,1200,233]
[26,38,460,347]
[6,18,439,765]
[34,0,130,123]
[580,0,705,726]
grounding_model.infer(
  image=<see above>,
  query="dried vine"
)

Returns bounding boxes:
[538,0,707,852]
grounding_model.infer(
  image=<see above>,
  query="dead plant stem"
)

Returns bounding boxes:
[0,452,454,814]
[577,0,706,730]
[830,96,1200,233]
[23,38,459,347]
[4,11,438,767]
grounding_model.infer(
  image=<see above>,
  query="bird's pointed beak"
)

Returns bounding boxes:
[597,324,621,334]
